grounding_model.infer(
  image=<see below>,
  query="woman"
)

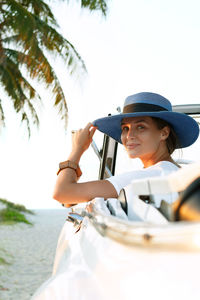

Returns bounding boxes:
[53,92,199,207]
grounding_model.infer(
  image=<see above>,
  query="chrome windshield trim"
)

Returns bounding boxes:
[173,104,200,115]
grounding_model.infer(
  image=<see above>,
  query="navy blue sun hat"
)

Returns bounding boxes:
[93,92,199,148]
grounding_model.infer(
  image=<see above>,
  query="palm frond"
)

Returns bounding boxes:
[2,46,68,125]
[52,83,68,127]
[0,55,40,129]
[25,98,39,127]
[1,0,36,39]
[61,0,108,16]
[33,16,87,72]
[80,0,107,16]
[0,63,24,106]
[0,0,108,135]
[0,99,5,127]
[21,111,31,137]
[19,0,58,27]
[0,50,39,98]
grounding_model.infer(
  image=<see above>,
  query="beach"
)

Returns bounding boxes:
[0,209,68,300]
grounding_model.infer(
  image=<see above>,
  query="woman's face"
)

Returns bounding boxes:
[121,116,169,160]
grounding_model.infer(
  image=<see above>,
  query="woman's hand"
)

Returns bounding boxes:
[71,123,97,158]
[53,122,118,204]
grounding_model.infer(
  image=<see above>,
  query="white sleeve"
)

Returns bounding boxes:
[106,172,135,195]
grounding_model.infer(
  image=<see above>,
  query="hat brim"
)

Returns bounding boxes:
[93,111,199,148]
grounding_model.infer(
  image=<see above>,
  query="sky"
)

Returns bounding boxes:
[0,0,200,209]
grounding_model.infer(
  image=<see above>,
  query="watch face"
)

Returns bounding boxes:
[59,161,77,170]
[58,160,82,178]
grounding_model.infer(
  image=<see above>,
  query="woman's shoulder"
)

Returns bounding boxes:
[106,161,179,195]
[150,160,179,173]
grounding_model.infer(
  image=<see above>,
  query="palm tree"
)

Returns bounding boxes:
[0,0,107,135]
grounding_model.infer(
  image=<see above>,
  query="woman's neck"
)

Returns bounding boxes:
[141,152,179,168]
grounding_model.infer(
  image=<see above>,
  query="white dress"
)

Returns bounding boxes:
[107,160,179,208]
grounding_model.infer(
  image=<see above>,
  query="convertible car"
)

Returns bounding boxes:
[32,104,200,300]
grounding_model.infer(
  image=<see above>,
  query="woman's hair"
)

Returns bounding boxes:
[151,117,181,154]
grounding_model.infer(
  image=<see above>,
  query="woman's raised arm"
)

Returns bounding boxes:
[53,123,117,205]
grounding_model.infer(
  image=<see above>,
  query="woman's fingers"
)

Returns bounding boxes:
[85,122,92,130]
[83,123,97,139]
[71,123,97,153]
[89,126,97,139]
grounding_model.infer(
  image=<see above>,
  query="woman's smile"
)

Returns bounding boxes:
[126,143,140,149]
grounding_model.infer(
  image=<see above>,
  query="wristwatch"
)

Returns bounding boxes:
[57,160,82,178]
